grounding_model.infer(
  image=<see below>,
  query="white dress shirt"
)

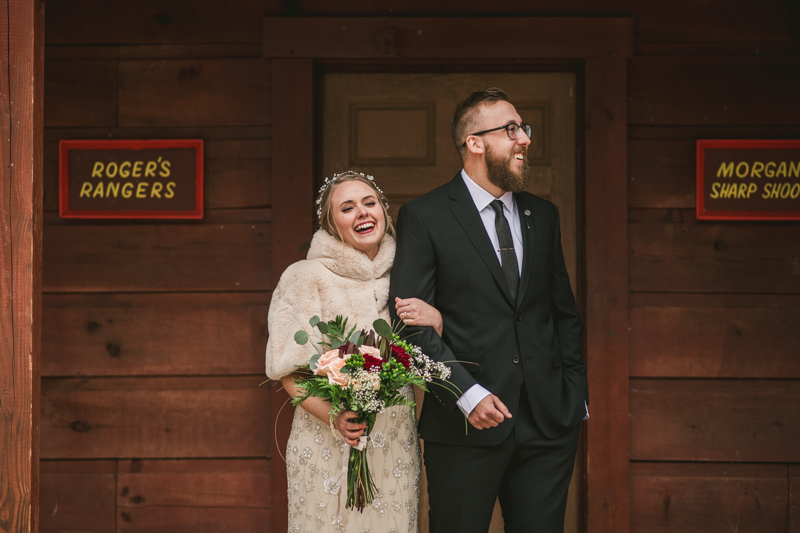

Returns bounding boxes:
[454,170,589,421]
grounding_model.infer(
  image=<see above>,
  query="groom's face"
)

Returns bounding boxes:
[478,101,532,193]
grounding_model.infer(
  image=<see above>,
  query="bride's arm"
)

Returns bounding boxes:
[394,297,443,336]
[280,373,366,446]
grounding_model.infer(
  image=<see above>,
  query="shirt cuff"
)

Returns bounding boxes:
[583,401,590,420]
[456,384,492,417]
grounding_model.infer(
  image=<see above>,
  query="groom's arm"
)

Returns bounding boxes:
[389,203,478,412]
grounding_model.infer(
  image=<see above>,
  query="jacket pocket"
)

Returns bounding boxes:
[551,348,563,368]
[453,353,482,373]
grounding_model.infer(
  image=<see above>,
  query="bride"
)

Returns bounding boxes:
[265,170,441,532]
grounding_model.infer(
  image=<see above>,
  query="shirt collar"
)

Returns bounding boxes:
[461,169,515,214]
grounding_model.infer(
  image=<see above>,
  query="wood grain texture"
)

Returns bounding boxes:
[118,506,270,532]
[630,295,800,378]
[269,57,314,533]
[629,220,800,294]
[628,139,696,209]
[43,221,271,292]
[629,57,800,126]
[630,379,800,462]
[41,376,270,459]
[791,465,800,533]
[39,460,117,532]
[117,459,270,508]
[45,0,266,45]
[584,57,631,533]
[264,17,633,59]
[631,463,789,533]
[42,292,269,377]
[44,59,118,128]
[0,1,44,530]
[119,58,270,127]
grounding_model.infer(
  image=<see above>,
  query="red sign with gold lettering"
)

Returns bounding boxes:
[59,139,203,219]
[697,139,800,221]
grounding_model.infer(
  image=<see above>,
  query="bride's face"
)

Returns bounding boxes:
[331,180,386,260]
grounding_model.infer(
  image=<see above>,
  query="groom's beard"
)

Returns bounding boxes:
[485,144,533,194]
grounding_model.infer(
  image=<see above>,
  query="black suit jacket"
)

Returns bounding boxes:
[389,173,588,446]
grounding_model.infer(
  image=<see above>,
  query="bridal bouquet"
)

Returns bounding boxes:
[291,315,451,512]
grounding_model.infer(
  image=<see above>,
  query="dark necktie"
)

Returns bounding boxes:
[490,200,519,301]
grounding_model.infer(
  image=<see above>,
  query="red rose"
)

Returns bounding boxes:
[391,345,411,369]
[363,354,383,372]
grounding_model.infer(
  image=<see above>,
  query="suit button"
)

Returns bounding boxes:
[516,315,522,322]
[512,356,520,364]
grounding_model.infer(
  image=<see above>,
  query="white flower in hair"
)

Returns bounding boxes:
[315,171,389,220]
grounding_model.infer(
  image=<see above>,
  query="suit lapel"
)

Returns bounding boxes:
[448,174,515,307]
[515,193,536,308]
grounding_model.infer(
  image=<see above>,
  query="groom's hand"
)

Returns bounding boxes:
[468,395,512,429]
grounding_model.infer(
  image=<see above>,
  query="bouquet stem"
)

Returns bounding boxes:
[345,432,377,511]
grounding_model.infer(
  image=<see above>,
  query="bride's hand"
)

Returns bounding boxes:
[333,410,367,446]
[395,297,443,336]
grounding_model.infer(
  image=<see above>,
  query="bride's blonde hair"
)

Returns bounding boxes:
[317,171,395,242]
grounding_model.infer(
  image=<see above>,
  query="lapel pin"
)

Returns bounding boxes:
[524,209,531,216]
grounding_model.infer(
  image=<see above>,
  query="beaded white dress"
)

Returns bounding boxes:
[266,230,421,533]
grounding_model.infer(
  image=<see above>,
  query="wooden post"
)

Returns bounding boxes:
[0,0,44,532]
[584,57,630,533]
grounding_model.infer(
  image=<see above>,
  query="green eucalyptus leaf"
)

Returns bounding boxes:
[309,316,321,327]
[350,330,362,344]
[330,339,343,350]
[294,330,309,345]
[308,353,321,371]
[373,318,392,339]
[316,322,329,335]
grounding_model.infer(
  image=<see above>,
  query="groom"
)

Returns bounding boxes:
[389,88,588,533]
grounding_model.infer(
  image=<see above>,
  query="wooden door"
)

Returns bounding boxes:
[322,72,580,533]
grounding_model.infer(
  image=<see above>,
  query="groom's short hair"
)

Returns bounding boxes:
[451,87,509,158]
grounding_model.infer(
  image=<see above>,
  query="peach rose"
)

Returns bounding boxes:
[327,366,350,387]
[314,349,350,387]
[359,345,381,359]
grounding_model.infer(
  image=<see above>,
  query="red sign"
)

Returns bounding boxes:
[59,139,203,219]
[697,139,800,221]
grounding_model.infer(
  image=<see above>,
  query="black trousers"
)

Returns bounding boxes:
[423,389,580,533]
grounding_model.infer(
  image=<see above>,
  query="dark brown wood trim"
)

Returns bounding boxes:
[269,57,314,533]
[264,17,633,59]
[0,0,44,530]
[584,57,630,533]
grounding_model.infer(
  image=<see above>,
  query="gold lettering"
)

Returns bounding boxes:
[791,183,800,199]
[91,162,104,178]
[122,182,133,199]
[151,182,163,198]
[145,161,157,177]
[738,183,748,198]
[780,183,791,198]
[136,182,148,198]
[790,162,800,178]
[165,182,176,198]
[717,162,734,178]
[762,184,771,199]
[159,160,171,177]
[79,182,93,197]
[751,161,764,178]
[710,182,721,199]
[105,162,118,178]
[92,182,104,197]
[132,161,143,178]
[747,183,757,198]
[735,162,749,178]
[769,183,780,198]
[765,162,776,177]
[777,162,787,177]
[106,182,120,198]
[119,161,131,178]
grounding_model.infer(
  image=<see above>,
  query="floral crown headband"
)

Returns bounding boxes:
[316,171,388,220]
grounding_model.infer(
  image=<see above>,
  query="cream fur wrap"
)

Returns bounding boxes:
[265,229,395,379]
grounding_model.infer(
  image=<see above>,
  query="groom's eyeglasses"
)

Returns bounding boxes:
[462,123,532,147]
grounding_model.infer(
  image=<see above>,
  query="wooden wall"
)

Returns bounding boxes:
[43,1,799,532]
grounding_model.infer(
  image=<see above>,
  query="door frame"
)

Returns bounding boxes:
[265,17,632,533]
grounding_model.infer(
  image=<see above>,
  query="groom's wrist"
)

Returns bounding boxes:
[456,384,491,417]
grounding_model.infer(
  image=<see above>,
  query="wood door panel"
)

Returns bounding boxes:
[44,59,118,128]
[631,462,789,533]
[791,465,800,533]
[629,379,800,462]
[629,220,800,293]
[43,222,271,292]
[630,299,800,378]
[42,292,269,377]
[40,460,117,532]
[41,376,270,459]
